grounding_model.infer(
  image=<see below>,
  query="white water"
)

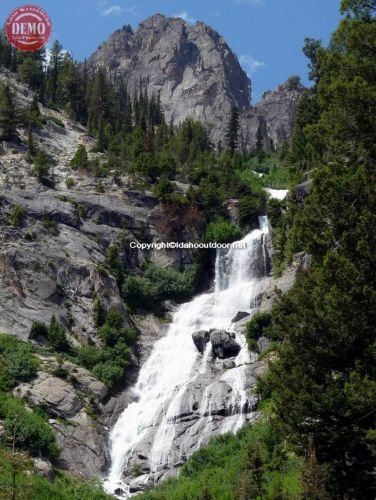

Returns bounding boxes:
[105,216,270,496]
[265,188,289,200]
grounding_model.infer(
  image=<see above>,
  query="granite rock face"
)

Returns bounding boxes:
[89,15,303,149]
[89,15,251,148]
[240,82,306,151]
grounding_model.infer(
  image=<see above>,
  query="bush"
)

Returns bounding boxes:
[75,344,103,369]
[0,334,39,384]
[286,75,302,90]
[204,218,242,244]
[0,449,111,499]
[75,309,135,391]
[245,312,273,345]
[34,149,49,179]
[123,263,197,311]
[5,348,39,381]
[65,177,74,189]
[237,194,264,228]
[30,321,49,341]
[70,144,88,169]
[47,115,65,128]
[154,176,174,202]
[6,205,24,227]
[0,395,59,459]
[92,362,123,389]
[48,316,71,353]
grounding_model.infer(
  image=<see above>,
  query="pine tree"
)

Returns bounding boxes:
[46,40,64,104]
[26,126,36,163]
[70,144,88,169]
[256,123,264,152]
[302,440,330,500]
[33,149,49,179]
[225,105,239,154]
[0,84,18,141]
[27,94,42,128]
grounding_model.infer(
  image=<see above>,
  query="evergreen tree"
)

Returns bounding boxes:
[0,84,18,141]
[17,50,46,92]
[225,105,239,154]
[266,4,376,497]
[70,144,88,169]
[46,40,64,104]
[33,149,49,179]
[27,94,42,128]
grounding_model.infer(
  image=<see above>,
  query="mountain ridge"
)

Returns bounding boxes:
[89,14,303,150]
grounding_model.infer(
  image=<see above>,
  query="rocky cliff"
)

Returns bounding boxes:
[240,82,305,151]
[89,14,303,149]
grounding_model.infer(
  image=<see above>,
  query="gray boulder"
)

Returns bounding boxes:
[231,311,249,323]
[192,330,210,354]
[33,458,54,481]
[210,330,241,359]
[14,372,82,418]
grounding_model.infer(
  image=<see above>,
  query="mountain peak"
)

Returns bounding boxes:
[89,14,251,146]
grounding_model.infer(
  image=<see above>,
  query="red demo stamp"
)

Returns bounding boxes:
[4,4,52,52]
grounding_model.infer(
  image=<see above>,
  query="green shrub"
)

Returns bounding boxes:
[204,218,242,244]
[6,205,24,227]
[267,198,284,228]
[30,321,49,340]
[92,362,123,389]
[154,176,174,202]
[34,149,49,179]
[5,348,39,381]
[48,316,71,353]
[75,344,103,369]
[47,115,65,128]
[285,75,302,90]
[0,448,111,499]
[95,180,105,193]
[245,312,273,347]
[0,395,59,459]
[65,177,74,189]
[93,297,106,327]
[41,216,59,236]
[123,263,197,311]
[70,144,88,169]
[237,194,263,228]
[0,335,39,384]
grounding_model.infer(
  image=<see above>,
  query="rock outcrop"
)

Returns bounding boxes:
[240,81,305,151]
[89,15,303,149]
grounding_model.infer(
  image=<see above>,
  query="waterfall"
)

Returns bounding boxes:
[105,217,270,496]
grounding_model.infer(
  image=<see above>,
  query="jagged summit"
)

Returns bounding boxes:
[89,14,252,146]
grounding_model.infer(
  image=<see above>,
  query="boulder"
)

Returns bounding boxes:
[222,360,236,370]
[231,311,249,323]
[14,372,82,418]
[62,362,107,401]
[257,336,270,355]
[210,330,241,359]
[33,457,54,481]
[192,330,210,354]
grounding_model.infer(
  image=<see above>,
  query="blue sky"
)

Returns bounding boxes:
[1,0,341,102]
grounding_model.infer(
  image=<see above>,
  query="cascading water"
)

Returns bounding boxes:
[105,216,271,496]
